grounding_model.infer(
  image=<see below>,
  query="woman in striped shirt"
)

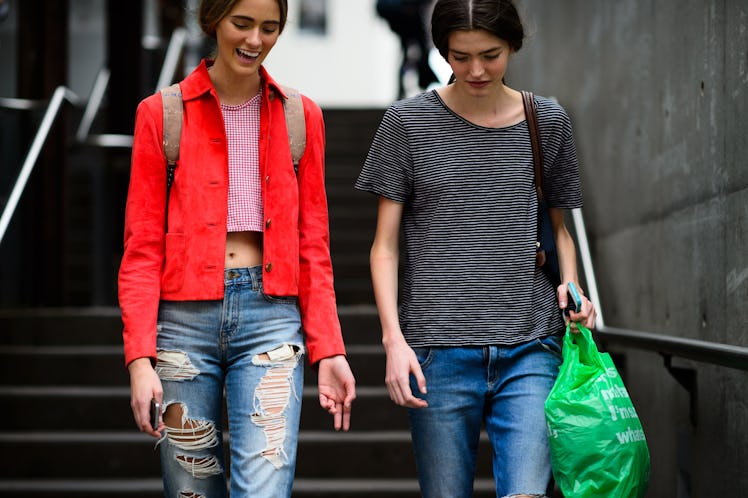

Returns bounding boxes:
[356,0,596,496]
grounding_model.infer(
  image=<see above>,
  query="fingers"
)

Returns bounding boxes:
[130,396,163,438]
[391,389,428,408]
[412,363,428,396]
[319,392,351,432]
[316,358,356,432]
[343,384,357,408]
[583,299,597,329]
[342,385,355,426]
[568,296,596,331]
[384,345,429,409]
[557,282,569,310]
[385,363,428,409]
[340,399,352,432]
[128,362,163,439]
[319,393,342,430]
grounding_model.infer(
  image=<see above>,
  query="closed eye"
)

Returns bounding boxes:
[262,23,280,34]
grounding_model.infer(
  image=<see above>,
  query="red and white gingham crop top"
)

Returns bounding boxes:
[222,92,263,232]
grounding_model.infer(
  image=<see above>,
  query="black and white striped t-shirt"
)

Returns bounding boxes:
[355,90,583,347]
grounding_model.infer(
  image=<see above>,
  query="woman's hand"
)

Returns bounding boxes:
[383,337,428,409]
[128,357,164,438]
[317,355,356,431]
[558,282,597,330]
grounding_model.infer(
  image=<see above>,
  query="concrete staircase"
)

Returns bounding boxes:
[0,109,498,497]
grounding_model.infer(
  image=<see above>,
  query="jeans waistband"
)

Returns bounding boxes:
[224,266,262,288]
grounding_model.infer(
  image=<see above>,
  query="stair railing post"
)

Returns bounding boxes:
[0,86,79,246]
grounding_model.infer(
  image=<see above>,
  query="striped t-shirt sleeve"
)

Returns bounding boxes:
[356,105,412,202]
[539,100,583,209]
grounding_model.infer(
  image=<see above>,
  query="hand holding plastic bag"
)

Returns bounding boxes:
[545,323,650,497]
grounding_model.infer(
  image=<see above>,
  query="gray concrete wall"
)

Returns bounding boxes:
[511,1,747,496]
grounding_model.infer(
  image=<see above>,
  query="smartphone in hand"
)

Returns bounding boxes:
[564,282,582,315]
[150,398,161,431]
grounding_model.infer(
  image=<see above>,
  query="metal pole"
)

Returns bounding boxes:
[155,27,187,91]
[76,68,111,143]
[571,208,605,328]
[0,86,79,245]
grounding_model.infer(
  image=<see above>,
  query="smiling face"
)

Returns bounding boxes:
[446,29,513,96]
[212,0,282,81]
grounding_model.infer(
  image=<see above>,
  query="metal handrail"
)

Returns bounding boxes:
[595,325,748,372]
[571,208,604,329]
[0,28,189,247]
[0,97,47,111]
[75,67,111,142]
[74,67,134,148]
[74,27,188,148]
[571,208,748,372]
[0,86,79,246]
[155,27,187,92]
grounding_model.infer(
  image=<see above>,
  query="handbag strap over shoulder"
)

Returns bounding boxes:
[521,90,545,201]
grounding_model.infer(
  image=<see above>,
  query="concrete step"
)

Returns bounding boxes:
[0,386,404,432]
[0,477,499,497]
[0,308,124,346]
[0,431,493,480]
[0,306,382,347]
[0,344,385,387]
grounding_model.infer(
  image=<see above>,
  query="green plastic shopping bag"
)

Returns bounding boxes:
[544,324,650,497]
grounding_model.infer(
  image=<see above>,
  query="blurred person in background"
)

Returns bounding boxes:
[376,0,439,98]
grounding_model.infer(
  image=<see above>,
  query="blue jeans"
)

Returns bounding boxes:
[155,266,304,498]
[408,335,563,498]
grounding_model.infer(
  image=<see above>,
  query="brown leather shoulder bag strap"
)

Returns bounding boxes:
[521,90,544,200]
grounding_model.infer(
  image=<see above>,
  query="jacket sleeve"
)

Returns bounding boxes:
[296,96,346,365]
[118,96,167,367]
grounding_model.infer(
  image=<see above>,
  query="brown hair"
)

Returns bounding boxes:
[198,0,288,38]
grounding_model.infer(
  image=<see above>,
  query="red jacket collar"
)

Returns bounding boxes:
[178,59,288,102]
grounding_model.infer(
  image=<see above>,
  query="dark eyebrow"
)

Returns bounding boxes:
[450,46,502,56]
[229,15,281,26]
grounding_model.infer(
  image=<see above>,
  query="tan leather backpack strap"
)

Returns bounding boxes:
[521,90,544,200]
[160,83,182,231]
[160,83,183,185]
[280,85,306,170]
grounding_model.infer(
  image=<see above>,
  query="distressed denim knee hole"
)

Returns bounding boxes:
[175,454,222,479]
[156,349,200,380]
[160,402,222,478]
[250,344,302,468]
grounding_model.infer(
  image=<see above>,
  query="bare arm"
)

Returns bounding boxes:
[370,197,428,408]
[549,207,596,329]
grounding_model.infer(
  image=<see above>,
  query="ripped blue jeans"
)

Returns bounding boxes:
[155,266,304,498]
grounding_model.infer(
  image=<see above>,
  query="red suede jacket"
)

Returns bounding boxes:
[118,60,345,366]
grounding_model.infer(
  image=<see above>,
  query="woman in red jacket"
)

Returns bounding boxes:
[118,0,355,496]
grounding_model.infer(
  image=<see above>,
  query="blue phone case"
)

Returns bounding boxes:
[566,282,582,313]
